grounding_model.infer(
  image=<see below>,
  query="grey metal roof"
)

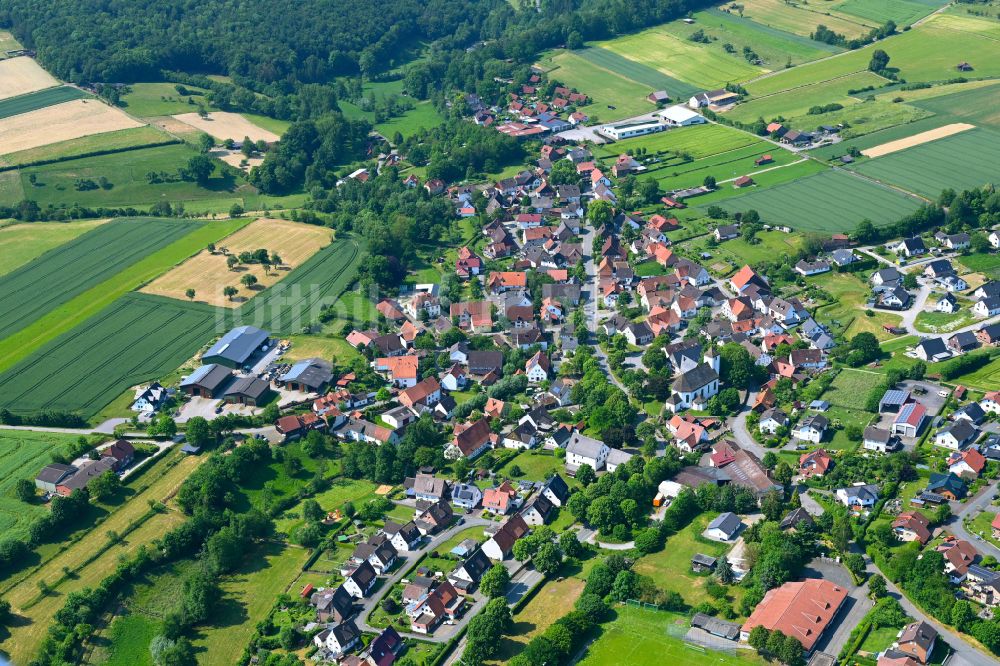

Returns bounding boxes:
[224,375,270,400]
[180,363,232,390]
[707,512,742,536]
[204,326,269,365]
[279,358,333,388]
[566,432,606,459]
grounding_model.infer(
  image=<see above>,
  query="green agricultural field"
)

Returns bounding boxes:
[574,47,701,100]
[651,142,801,192]
[241,113,291,136]
[0,431,82,539]
[10,143,247,209]
[807,114,952,161]
[0,86,88,120]
[594,27,763,91]
[0,237,364,416]
[578,605,766,665]
[119,82,216,117]
[727,70,887,123]
[0,218,109,276]
[907,81,1000,131]
[594,122,759,160]
[0,31,21,56]
[691,158,829,206]
[833,0,947,27]
[672,9,840,69]
[792,96,930,140]
[375,100,446,139]
[0,125,177,167]
[0,217,203,342]
[0,170,23,200]
[540,50,655,121]
[849,128,1000,198]
[745,55,869,97]
[736,0,876,39]
[713,169,923,232]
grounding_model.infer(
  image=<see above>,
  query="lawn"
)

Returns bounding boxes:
[960,252,1000,280]
[99,613,160,666]
[11,143,247,209]
[850,128,1000,198]
[823,368,879,411]
[492,576,585,662]
[715,169,923,232]
[0,217,209,343]
[0,217,245,374]
[965,510,1000,550]
[683,230,804,268]
[120,82,216,117]
[284,334,364,365]
[578,605,766,666]
[495,450,568,483]
[0,125,177,167]
[0,86,88,121]
[727,71,888,124]
[434,526,487,556]
[0,218,109,276]
[0,431,82,540]
[635,259,669,277]
[1,451,202,664]
[193,542,311,665]
[632,513,736,608]
[539,50,656,121]
[734,0,877,39]
[808,271,903,340]
[274,476,378,537]
[594,27,763,91]
[824,404,876,450]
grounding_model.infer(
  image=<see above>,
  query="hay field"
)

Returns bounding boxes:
[862,122,975,157]
[737,0,876,38]
[172,111,280,143]
[0,98,144,154]
[141,217,332,306]
[0,57,59,100]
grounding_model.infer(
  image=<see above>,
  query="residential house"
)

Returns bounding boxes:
[384,521,423,552]
[758,408,788,435]
[863,427,894,453]
[131,382,166,412]
[948,448,986,479]
[937,537,978,582]
[449,548,492,592]
[894,621,937,664]
[892,511,931,544]
[793,415,828,444]
[310,585,354,623]
[414,498,454,535]
[314,621,361,657]
[343,560,378,598]
[407,473,448,502]
[525,351,550,383]
[482,514,530,560]
[482,481,518,515]
[521,493,555,526]
[836,483,879,509]
[447,418,493,460]
[926,472,967,501]
[565,431,609,473]
[934,420,978,450]
[799,449,832,477]
[706,512,744,541]
[541,474,570,507]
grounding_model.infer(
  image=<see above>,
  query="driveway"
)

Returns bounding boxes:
[729,397,768,459]
[805,558,871,658]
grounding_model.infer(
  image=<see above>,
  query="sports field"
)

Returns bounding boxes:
[578,605,766,665]
[833,0,947,27]
[712,169,924,232]
[594,27,763,90]
[540,50,656,120]
[0,431,82,540]
[172,111,280,143]
[141,217,332,306]
[0,218,246,375]
[0,218,109,276]
[727,70,886,123]
[0,85,87,119]
[0,218,202,341]
[0,98,144,154]
[7,143,242,208]
[850,128,1000,197]
[735,0,876,39]
[0,56,60,101]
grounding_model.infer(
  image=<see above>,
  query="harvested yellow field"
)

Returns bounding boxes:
[0,99,144,154]
[141,217,331,307]
[172,111,280,143]
[862,122,976,157]
[0,56,59,100]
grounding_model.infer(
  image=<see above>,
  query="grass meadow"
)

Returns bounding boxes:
[850,128,1000,197]
[0,431,82,539]
[736,0,876,38]
[0,125,178,167]
[491,576,585,662]
[824,368,879,411]
[573,47,701,101]
[540,50,654,121]
[593,27,764,90]
[833,0,947,27]
[120,82,217,118]
[0,218,109,276]
[727,70,887,123]
[714,169,923,232]
[578,605,766,665]
[375,100,446,139]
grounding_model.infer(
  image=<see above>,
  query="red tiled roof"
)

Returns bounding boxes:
[741,579,848,651]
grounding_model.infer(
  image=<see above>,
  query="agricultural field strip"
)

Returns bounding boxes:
[0,86,88,119]
[741,67,879,104]
[861,122,975,157]
[0,238,364,415]
[574,47,701,100]
[0,57,60,101]
[700,8,843,54]
[0,219,202,341]
[0,98,145,155]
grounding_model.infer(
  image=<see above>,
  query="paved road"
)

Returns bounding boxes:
[951,478,1000,560]
[354,517,493,643]
[808,558,871,658]
[729,396,768,459]
[894,279,933,333]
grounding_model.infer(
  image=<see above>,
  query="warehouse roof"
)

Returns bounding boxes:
[204,326,270,365]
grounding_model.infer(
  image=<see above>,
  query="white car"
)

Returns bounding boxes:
[938,390,950,397]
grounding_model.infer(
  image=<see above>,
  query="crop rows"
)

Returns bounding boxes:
[0,218,202,341]
[713,169,923,232]
[576,47,701,100]
[850,128,1000,198]
[0,85,88,120]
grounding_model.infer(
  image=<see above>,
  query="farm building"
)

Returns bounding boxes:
[598,119,665,141]
[223,376,272,406]
[279,358,333,392]
[203,325,271,369]
[657,105,705,127]
[180,364,233,398]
